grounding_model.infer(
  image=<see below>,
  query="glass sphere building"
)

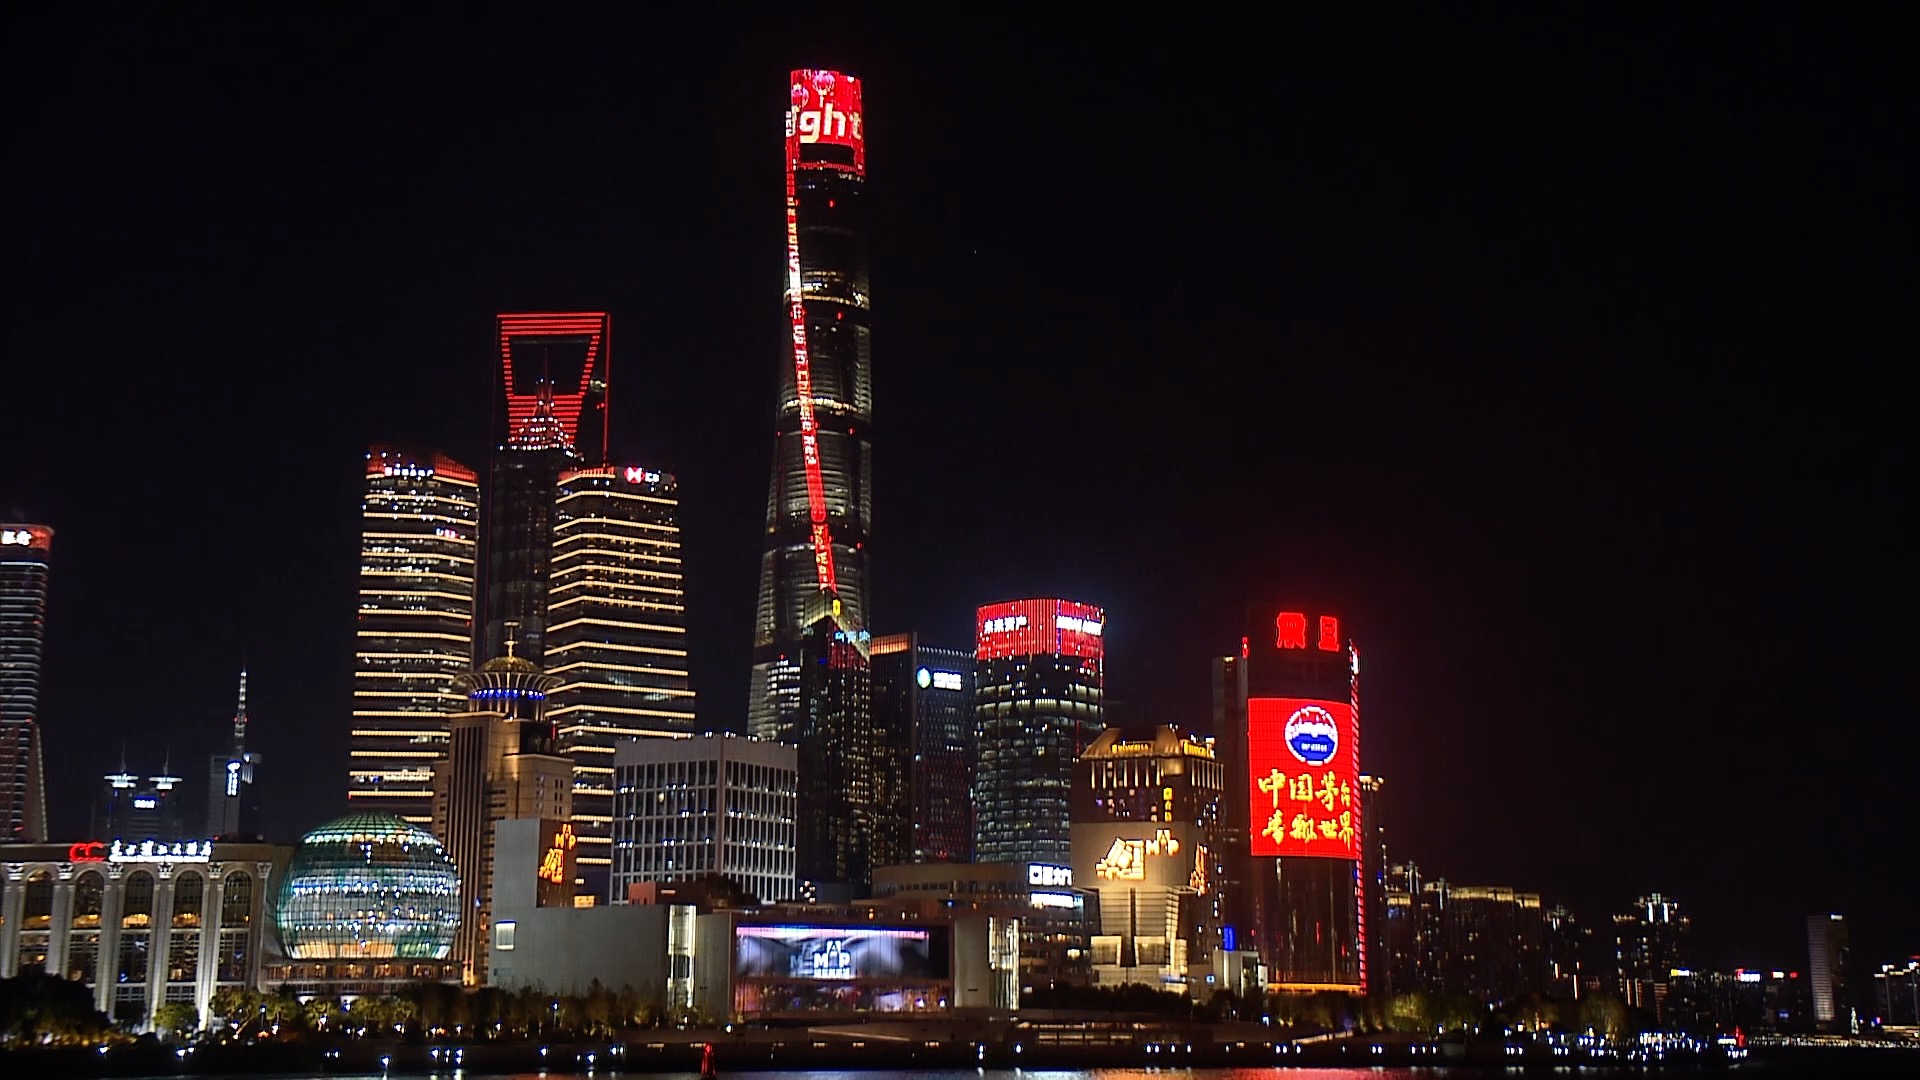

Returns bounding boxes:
[276,812,459,959]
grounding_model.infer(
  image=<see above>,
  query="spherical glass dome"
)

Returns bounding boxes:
[276,812,460,960]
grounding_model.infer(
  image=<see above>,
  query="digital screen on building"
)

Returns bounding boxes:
[1248,697,1361,860]
[788,69,865,174]
[735,925,946,981]
[976,599,1105,661]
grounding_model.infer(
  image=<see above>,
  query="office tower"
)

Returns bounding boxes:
[1382,861,1430,994]
[430,646,573,985]
[610,733,797,907]
[1875,959,1920,1028]
[1435,885,1546,1003]
[349,448,480,824]
[1073,724,1225,992]
[546,463,695,898]
[95,754,184,840]
[1544,902,1597,999]
[206,669,261,838]
[1614,892,1691,1019]
[974,599,1106,866]
[1230,605,1366,990]
[869,633,974,863]
[795,611,874,892]
[1358,773,1387,995]
[1807,913,1850,1032]
[748,69,873,742]
[1209,653,1253,953]
[483,312,610,665]
[0,523,52,842]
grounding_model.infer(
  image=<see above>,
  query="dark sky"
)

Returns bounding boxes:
[4,12,1907,973]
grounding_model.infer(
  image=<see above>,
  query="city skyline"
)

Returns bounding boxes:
[3,11,1906,975]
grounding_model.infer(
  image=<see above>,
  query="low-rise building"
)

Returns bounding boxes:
[0,837,285,1030]
[869,861,1092,992]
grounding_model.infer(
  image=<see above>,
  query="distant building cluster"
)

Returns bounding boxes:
[0,65,1907,1042]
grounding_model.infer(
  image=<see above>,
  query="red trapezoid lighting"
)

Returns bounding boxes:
[497,312,609,453]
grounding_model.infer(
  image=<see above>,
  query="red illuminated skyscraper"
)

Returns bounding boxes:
[748,70,873,742]
[973,599,1106,865]
[1225,605,1367,991]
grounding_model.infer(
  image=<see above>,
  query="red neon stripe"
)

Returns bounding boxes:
[495,313,608,449]
[786,113,837,594]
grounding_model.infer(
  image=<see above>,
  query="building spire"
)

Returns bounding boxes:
[233,667,250,749]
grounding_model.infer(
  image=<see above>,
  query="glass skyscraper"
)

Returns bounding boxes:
[972,599,1106,866]
[348,449,479,824]
[869,633,975,864]
[749,69,873,742]
[0,523,53,843]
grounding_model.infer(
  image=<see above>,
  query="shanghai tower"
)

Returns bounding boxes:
[749,69,873,741]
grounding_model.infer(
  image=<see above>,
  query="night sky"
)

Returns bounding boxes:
[5,13,1907,972]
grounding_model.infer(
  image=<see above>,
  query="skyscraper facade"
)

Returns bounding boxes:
[1613,892,1691,1019]
[430,651,573,985]
[610,733,797,907]
[483,312,610,665]
[749,69,873,742]
[1074,724,1226,993]
[0,523,52,843]
[548,463,695,897]
[1227,605,1367,991]
[94,756,185,841]
[869,633,974,864]
[349,449,480,824]
[973,599,1106,866]
[794,612,874,891]
[206,669,262,838]
[1807,913,1850,1032]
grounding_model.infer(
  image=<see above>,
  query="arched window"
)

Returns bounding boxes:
[172,871,205,929]
[122,871,155,928]
[72,871,107,928]
[22,871,54,928]
[220,871,253,927]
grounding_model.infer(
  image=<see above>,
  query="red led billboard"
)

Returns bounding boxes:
[788,69,865,175]
[1247,696,1361,860]
[976,599,1105,661]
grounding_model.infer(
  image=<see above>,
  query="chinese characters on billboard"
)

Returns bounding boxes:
[1247,697,1361,860]
[976,599,1105,661]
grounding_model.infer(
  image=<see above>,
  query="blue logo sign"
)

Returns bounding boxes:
[1284,705,1340,766]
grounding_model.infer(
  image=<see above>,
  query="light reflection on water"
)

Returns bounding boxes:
[262,1071,1469,1080]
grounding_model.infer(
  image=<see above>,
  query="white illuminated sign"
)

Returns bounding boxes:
[983,614,1029,634]
[109,840,213,863]
[225,760,241,797]
[623,466,662,484]
[915,667,931,689]
[1056,614,1103,636]
[1028,863,1072,887]
[1,529,35,546]
[931,670,964,691]
[1031,891,1077,909]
